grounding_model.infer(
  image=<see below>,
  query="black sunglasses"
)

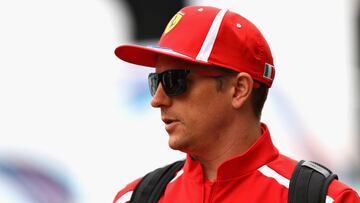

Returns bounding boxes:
[148,69,190,97]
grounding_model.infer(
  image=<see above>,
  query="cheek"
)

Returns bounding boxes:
[180,80,232,135]
[185,97,229,133]
[182,105,227,151]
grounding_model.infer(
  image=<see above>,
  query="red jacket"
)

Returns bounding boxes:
[114,124,360,203]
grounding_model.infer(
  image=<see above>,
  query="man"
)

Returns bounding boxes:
[113,5,359,203]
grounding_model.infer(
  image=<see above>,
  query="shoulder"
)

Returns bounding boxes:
[263,153,298,180]
[263,154,360,202]
[327,179,360,202]
[112,160,185,203]
[113,177,142,203]
[254,153,296,191]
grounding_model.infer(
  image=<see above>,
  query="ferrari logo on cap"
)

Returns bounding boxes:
[164,12,183,34]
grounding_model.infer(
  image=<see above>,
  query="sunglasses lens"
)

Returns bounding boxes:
[148,70,188,97]
[162,70,187,96]
[148,73,159,96]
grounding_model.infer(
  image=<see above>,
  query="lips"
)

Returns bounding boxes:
[162,117,175,125]
[162,117,179,132]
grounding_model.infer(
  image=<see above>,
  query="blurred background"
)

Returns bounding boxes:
[0,0,358,202]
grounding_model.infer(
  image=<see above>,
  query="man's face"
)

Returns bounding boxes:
[150,56,235,156]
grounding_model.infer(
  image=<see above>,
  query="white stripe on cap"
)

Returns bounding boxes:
[147,46,192,59]
[196,9,227,62]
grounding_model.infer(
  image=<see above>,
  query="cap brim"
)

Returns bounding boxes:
[114,45,211,68]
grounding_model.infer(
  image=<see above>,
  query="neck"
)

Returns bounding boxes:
[191,121,262,181]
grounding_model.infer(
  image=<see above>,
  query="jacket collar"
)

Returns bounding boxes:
[183,123,279,181]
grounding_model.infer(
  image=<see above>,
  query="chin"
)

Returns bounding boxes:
[168,141,182,151]
[168,137,186,151]
[167,131,191,152]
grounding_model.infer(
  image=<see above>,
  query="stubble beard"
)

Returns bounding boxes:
[167,130,190,153]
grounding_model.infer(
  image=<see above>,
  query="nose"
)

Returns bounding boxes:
[150,83,171,108]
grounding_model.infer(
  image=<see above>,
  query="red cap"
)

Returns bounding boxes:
[115,6,275,87]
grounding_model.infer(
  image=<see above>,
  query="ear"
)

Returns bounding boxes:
[231,72,254,109]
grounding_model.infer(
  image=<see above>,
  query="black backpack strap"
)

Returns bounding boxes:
[130,160,185,203]
[288,160,338,203]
